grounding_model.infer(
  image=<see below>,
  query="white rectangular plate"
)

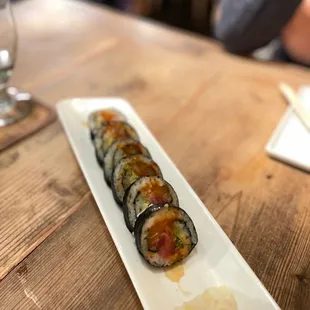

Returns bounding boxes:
[57,98,280,310]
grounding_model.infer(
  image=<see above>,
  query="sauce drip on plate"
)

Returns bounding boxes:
[165,263,184,283]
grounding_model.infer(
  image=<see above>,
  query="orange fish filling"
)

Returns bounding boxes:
[141,181,172,205]
[123,161,158,190]
[132,161,157,177]
[98,110,121,122]
[121,144,144,157]
[104,123,132,149]
[147,217,186,260]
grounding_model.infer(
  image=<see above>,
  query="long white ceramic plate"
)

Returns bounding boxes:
[57,98,280,310]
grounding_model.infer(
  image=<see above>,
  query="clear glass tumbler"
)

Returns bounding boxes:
[0,0,32,127]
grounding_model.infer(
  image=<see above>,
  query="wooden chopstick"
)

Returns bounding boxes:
[279,83,310,130]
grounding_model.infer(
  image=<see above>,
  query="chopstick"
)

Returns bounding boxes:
[279,83,310,130]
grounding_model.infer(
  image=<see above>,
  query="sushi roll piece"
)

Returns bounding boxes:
[88,109,125,140]
[135,204,198,267]
[103,139,151,186]
[112,155,162,205]
[123,176,179,232]
[94,121,139,167]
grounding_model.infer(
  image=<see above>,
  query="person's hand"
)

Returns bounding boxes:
[303,0,310,15]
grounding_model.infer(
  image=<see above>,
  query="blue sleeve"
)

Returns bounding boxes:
[215,0,301,53]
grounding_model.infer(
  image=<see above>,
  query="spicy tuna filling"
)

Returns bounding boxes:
[122,161,158,190]
[112,155,162,204]
[135,205,198,267]
[140,216,192,267]
[103,123,134,151]
[98,110,121,122]
[95,122,138,163]
[123,176,179,232]
[88,109,124,139]
[143,181,171,205]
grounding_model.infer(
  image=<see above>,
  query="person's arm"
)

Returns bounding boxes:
[215,0,302,53]
[282,0,310,64]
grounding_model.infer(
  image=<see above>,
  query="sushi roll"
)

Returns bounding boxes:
[88,109,125,140]
[123,176,179,232]
[103,139,151,186]
[94,121,139,167]
[112,155,162,205]
[134,204,198,267]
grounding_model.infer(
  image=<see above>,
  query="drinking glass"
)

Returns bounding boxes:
[0,0,32,127]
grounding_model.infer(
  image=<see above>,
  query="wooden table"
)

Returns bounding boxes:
[1,0,310,309]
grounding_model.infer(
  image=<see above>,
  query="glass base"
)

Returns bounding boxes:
[0,87,33,127]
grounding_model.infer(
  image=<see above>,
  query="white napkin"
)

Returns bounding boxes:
[266,86,310,171]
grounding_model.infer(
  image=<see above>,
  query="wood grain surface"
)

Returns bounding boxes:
[1,0,310,309]
[0,197,141,310]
